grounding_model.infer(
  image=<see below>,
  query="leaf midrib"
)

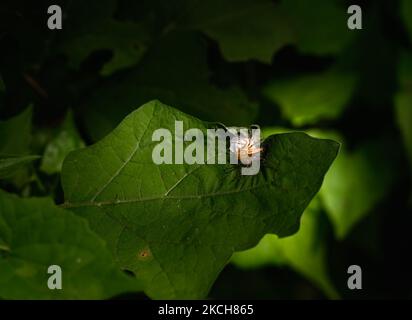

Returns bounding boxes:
[89,107,155,202]
[60,180,274,209]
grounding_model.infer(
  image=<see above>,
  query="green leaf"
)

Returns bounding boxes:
[0,155,40,179]
[395,94,412,176]
[58,0,148,75]
[81,31,257,141]
[279,0,352,55]
[61,100,339,299]
[0,190,142,299]
[398,52,412,86]
[232,199,338,299]
[40,111,85,175]
[263,69,356,126]
[183,0,293,63]
[320,140,399,239]
[395,52,412,199]
[0,108,34,184]
[0,107,32,155]
[61,20,148,76]
[401,0,412,42]
[262,128,398,239]
[231,234,286,268]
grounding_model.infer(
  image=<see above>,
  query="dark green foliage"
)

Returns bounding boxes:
[0,0,411,299]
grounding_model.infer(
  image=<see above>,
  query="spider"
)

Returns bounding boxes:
[215,124,265,176]
[229,127,263,166]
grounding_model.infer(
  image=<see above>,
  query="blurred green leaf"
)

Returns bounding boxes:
[401,0,412,42]
[232,199,338,299]
[0,190,142,299]
[231,234,286,268]
[40,111,85,175]
[58,0,149,75]
[263,69,356,126]
[181,0,351,62]
[398,52,412,86]
[263,128,398,239]
[61,20,148,76]
[395,93,412,170]
[183,0,292,63]
[81,31,257,141]
[280,0,352,55]
[0,107,34,184]
[0,107,32,155]
[61,100,338,299]
[262,128,342,144]
[0,155,40,179]
[320,140,399,239]
[395,52,412,199]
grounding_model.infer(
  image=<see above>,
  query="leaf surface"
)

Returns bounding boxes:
[0,191,141,299]
[61,100,339,299]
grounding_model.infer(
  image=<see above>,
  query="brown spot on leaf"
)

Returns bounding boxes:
[137,247,152,261]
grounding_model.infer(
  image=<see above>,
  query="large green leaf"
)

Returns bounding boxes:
[0,190,142,299]
[81,31,257,141]
[231,128,339,298]
[183,0,292,63]
[263,69,356,126]
[61,100,339,299]
[232,199,338,299]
